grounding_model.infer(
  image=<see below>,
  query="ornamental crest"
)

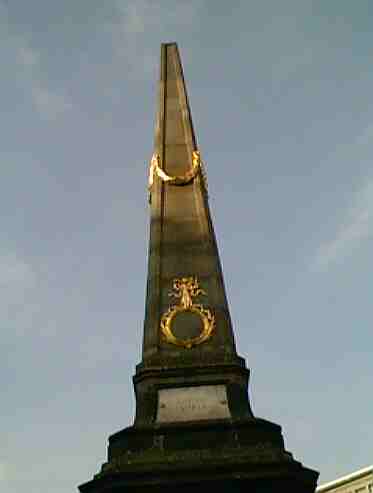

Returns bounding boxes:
[160,277,215,349]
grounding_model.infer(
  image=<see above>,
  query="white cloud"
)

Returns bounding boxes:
[16,45,40,67]
[0,253,35,287]
[109,0,200,79]
[314,180,373,269]
[0,253,39,335]
[19,48,73,119]
[31,86,72,120]
[355,123,373,146]
[116,0,197,33]
[0,462,7,481]
[0,6,71,120]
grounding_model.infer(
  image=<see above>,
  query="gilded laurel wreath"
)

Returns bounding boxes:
[160,277,215,349]
[148,150,206,188]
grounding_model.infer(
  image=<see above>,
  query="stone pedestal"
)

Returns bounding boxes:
[79,417,318,493]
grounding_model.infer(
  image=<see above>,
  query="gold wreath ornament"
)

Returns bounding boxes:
[148,151,201,188]
[160,277,215,349]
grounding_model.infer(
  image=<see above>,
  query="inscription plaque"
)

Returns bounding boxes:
[156,385,230,422]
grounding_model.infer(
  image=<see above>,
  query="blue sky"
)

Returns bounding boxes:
[1,1,373,491]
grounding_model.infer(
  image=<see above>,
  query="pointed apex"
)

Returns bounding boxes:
[162,41,177,47]
[154,43,197,178]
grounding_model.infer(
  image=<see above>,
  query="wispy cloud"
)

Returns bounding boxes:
[16,45,40,67]
[0,462,7,481]
[109,0,200,79]
[0,253,35,287]
[314,179,373,269]
[31,86,72,120]
[0,252,39,336]
[1,5,71,120]
[116,0,197,33]
[16,45,72,120]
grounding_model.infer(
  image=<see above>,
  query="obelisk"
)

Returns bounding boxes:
[79,43,318,493]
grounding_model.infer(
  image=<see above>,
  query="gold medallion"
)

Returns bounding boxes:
[160,277,215,349]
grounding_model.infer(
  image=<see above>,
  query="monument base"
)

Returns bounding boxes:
[79,417,318,493]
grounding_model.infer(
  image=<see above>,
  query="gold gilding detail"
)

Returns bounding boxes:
[148,151,202,188]
[160,277,215,349]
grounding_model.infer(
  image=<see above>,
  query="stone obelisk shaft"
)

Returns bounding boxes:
[142,43,239,368]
